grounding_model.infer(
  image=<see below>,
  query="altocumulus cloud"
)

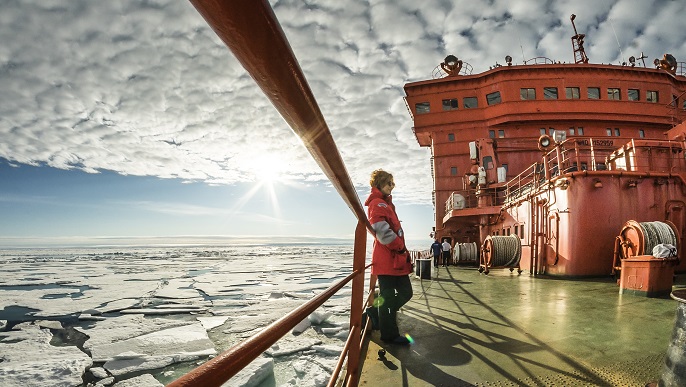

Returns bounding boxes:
[1,0,685,205]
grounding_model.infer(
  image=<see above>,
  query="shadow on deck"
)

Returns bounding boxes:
[357,266,686,386]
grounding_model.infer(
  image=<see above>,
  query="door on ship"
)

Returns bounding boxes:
[666,200,686,272]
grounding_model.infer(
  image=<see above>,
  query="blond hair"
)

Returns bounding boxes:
[370,169,393,189]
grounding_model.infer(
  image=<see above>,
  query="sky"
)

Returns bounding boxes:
[1,0,685,248]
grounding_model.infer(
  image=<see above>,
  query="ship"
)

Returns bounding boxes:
[167,2,686,387]
[404,14,686,279]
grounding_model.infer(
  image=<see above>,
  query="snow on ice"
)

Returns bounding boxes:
[0,246,356,386]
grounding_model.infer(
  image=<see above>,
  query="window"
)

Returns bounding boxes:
[498,130,505,138]
[639,129,645,138]
[463,96,478,108]
[683,100,686,110]
[549,128,555,135]
[540,128,546,135]
[502,163,508,172]
[578,127,584,135]
[483,156,494,170]
[647,90,658,103]
[450,167,458,176]
[415,102,430,114]
[544,87,558,99]
[614,128,620,136]
[672,95,678,107]
[489,130,495,138]
[566,87,580,99]
[628,89,640,101]
[606,128,612,136]
[514,225,519,237]
[569,127,575,135]
[442,98,458,111]
[448,133,455,141]
[608,88,621,100]
[520,88,536,100]
[486,91,502,105]
[588,87,600,99]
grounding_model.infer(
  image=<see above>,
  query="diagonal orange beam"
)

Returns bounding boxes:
[189,0,371,231]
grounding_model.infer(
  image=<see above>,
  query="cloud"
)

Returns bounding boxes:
[1,0,685,207]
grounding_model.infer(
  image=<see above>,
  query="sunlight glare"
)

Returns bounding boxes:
[250,154,284,184]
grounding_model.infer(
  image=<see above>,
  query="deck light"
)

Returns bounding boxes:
[594,179,603,188]
[538,135,553,151]
[554,130,567,143]
[444,55,458,66]
[505,55,512,66]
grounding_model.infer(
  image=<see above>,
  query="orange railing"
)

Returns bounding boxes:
[169,1,379,386]
[502,137,686,204]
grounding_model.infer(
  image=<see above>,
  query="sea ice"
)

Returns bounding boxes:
[265,336,322,357]
[76,314,190,349]
[0,323,92,387]
[0,246,354,387]
[221,356,273,387]
[89,323,216,376]
[111,374,163,386]
[197,316,229,331]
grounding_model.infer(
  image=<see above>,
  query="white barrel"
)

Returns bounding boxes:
[497,167,506,183]
[453,194,466,209]
[469,141,478,159]
[478,167,486,185]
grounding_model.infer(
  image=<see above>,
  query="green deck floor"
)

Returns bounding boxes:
[357,266,685,386]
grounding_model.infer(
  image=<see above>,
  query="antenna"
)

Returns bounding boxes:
[609,19,624,64]
[638,52,647,67]
[518,34,525,63]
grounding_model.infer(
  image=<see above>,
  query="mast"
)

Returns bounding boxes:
[570,14,589,64]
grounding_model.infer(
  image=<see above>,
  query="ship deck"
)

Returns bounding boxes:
[357,266,685,386]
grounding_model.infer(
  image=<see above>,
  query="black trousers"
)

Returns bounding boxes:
[442,251,451,265]
[376,274,413,341]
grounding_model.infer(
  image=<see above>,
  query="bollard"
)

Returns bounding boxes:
[658,289,686,387]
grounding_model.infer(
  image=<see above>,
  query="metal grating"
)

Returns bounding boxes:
[474,353,664,387]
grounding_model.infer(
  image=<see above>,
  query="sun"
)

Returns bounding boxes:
[247,153,288,186]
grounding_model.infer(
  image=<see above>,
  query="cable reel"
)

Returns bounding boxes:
[479,235,522,275]
[618,220,678,259]
[453,242,478,264]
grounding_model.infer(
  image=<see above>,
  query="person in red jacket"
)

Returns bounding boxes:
[365,169,413,345]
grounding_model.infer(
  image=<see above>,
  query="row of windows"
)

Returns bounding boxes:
[417,86,677,114]
[492,225,525,239]
[448,163,509,176]
[443,126,647,141]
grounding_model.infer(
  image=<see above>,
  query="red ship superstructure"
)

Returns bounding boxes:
[405,16,686,277]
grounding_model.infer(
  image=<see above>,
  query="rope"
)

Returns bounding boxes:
[639,221,677,254]
[488,235,522,267]
[453,242,478,262]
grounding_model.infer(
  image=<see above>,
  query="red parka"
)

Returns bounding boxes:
[365,187,412,276]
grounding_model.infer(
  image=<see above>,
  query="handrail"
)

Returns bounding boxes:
[168,261,372,386]
[170,1,378,386]
[188,0,372,234]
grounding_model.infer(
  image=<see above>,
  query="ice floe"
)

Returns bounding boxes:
[0,245,357,386]
[0,323,92,387]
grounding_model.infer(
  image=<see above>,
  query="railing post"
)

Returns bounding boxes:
[346,221,367,385]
